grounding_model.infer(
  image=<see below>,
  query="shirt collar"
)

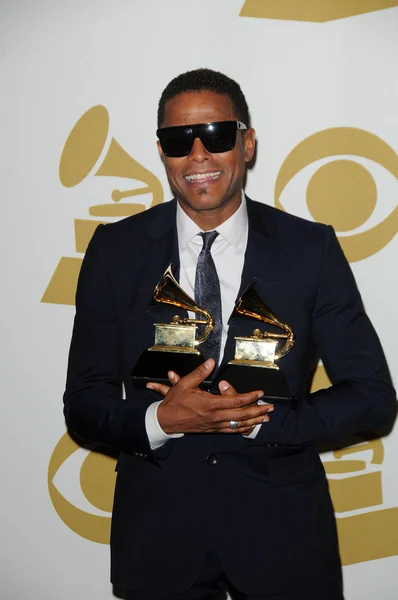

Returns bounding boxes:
[176,192,248,249]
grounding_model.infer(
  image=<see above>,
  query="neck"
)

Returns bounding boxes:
[177,194,242,230]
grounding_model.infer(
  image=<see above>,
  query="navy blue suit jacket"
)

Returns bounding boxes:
[63,198,396,595]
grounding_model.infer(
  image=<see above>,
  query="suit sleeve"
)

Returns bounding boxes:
[63,225,158,462]
[254,225,397,446]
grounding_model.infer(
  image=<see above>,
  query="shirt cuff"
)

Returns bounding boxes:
[241,399,269,439]
[242,423,262,439]
[145,400,184,450]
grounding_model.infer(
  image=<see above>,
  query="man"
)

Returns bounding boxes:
[63,69,396,600]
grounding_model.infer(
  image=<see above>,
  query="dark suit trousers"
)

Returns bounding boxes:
[125,550,344,600]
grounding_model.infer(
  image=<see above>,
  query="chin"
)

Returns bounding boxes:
[185,198,224,212]
[180,190,229,212]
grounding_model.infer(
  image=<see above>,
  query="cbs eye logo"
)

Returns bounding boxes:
[48,432,116,544]
[275,127,398,262]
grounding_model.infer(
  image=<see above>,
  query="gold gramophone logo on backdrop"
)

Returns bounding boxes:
[41,105,163,305]
[240,0,398,22]
[311,367,398,565]
[322,438,397,566]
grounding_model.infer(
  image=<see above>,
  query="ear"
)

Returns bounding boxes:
[243,128,256,163]
[157,140,165,162]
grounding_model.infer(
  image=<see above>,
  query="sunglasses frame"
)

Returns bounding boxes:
[157,120,248,157]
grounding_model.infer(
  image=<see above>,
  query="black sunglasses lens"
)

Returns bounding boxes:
[201,122,237,153]
[158,122,239,157]
[159,129,193,157]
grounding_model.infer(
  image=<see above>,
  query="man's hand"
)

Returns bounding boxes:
[217,378,274,436]
[146,359,274,435]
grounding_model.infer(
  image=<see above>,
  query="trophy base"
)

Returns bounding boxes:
[130,349,213,390]
[210,364,292,403]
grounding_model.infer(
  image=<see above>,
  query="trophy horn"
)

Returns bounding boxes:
[231,285,294,359]
[152,266,214,344]
[59,105,163,216]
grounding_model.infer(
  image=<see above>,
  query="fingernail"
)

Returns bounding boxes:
[219,381,229,391]
[268,406,275,412]
[168,372,175,380]
[205,359,214,368]
[257,392,264,399]
[146,384,154,390]
[263,416,270,422]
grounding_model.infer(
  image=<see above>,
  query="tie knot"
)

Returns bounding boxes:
[200,231,219,252]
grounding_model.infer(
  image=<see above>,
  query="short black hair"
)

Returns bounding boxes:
[157,68,250,129]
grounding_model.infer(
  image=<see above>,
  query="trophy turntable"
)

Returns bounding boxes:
[130,266,215,389]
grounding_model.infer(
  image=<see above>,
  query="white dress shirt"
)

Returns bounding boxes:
[145,195,262,449]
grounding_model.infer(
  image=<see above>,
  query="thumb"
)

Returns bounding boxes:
[218,380,237,396]
[179,358,215,389]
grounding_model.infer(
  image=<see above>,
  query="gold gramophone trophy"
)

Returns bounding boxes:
[211,285,294,403]
[41,105,163,306]
[130,266,215,389]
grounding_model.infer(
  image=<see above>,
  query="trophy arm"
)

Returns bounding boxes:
[193,308,214,345]
[275,328,295,360]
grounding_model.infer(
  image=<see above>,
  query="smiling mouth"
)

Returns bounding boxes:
[184,171,221,183]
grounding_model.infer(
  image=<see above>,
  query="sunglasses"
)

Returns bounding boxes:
[157,120,248,157]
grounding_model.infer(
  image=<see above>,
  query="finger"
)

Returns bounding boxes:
[146,382,170,396]
[213,389,266,410]
[177,358,215,390]
[218,380,237,395]
[214,403,274,424]
[219,426,259,434]
[168,371,180,385]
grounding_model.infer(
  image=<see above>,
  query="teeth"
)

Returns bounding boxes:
[185,171,221,183]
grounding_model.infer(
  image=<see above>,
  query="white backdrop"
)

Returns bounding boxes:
[1,1,397,599]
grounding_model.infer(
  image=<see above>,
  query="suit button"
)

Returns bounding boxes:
[206,454,218,465]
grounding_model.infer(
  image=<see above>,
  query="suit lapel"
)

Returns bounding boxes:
[148,197,180,280]
[128,199,180,317]
[221,198,284,366]
[144,198,189,323]
[239,197,284,293]
[125,199,189,371]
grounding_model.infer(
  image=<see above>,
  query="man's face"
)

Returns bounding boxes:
[157,90,255,216]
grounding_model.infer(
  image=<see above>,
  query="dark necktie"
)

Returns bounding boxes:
[194,231,223,367]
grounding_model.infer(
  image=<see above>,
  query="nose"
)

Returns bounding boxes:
[188,137,212,162]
